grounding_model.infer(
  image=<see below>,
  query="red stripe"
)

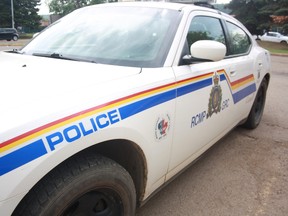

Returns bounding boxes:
[231,74,254,86]
[177,72,213,84]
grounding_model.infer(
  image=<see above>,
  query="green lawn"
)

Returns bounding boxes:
[19,33,34,39]
[257,41,288,55]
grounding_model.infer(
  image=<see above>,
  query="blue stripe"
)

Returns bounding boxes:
[177,78,212,97]
[233,83,257,104]
[220,73,256,104]
[119,78,212,120]
[0,140,47,176]
[220,74,226,81]
[119,89,176,119]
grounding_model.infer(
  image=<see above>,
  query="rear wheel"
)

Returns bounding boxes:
[242,79,267,129]
[12,35,18,41]
[13,153,136,216]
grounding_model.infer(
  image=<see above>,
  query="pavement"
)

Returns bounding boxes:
[0,39,30,47]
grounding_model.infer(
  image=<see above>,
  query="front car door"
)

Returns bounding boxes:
[167,10,256,179]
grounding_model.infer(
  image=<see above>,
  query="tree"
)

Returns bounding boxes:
[48,0,113,16]
[0,0,41,31]
[0,0,14,28]
[228,0,288,35]
[49,0,89,16]
[227,0,268,35]
[259,0,288,34]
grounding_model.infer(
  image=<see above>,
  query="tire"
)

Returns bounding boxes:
[242,79,267,129]
[280,40,287,44]
[12,35,18,41]
[13,153,136,216]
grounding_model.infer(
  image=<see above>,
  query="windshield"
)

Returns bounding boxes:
[21,6,182,68]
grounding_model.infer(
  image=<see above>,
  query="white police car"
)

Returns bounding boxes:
[0,2,270,215]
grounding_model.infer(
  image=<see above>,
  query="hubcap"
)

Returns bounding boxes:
[62,190,122,216]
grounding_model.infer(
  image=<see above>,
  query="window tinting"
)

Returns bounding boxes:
[187,16,226,49]
[226,22,251,55]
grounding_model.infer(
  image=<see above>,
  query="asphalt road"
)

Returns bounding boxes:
[1,40,287,216]
[0,39,30,50]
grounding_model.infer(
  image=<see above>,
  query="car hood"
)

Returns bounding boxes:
[0,52,141,136]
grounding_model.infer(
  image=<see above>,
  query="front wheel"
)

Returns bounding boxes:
[13,153,136,216]
[242,79,268,129]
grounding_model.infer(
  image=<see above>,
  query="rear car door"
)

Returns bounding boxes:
[221,19,257,120]
[167,11,256,178]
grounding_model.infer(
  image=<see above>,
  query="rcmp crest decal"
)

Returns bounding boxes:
[207,72,222,118]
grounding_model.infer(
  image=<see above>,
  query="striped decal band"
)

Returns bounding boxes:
[0,70,256,175]
[218,70,256,103]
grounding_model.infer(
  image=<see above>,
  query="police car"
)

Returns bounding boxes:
[0,2,270,215]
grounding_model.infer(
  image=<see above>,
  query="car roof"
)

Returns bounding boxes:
[79,2,240,28]
[89,1,218,13]
[0,28,17,32]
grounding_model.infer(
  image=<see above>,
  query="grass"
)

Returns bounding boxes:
[257,41,288,55]
[19,33,34,39]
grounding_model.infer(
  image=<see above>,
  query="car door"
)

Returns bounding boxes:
[270,33,279,42]
[166,12,256,178]
[264,33,272,42]
[222,19,257,119]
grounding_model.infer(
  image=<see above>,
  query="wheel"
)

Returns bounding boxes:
[280,40,287,44]
[13,153,136,216]
[242,79,267,129]
[12,35,18,41]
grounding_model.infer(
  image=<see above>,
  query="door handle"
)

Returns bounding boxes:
[230,70,237,77]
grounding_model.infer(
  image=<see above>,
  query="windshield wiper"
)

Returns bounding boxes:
[6,49,24,54]
[33,52,73,60]
[32,52,97,63]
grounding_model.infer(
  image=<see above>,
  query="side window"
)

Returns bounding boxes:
[226,22,251,55]
[186,16,226,50]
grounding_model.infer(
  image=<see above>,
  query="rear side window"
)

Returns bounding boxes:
[226,22,251,55]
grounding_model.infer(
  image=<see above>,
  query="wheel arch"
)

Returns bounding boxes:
[11,138,148,215]
[87,139,148,205]
[264,73,270,87]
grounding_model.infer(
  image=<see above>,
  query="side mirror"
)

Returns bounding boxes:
[182,40,226,64]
